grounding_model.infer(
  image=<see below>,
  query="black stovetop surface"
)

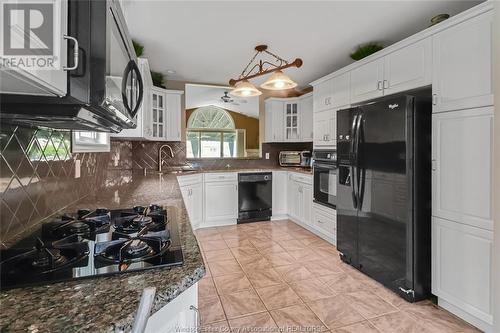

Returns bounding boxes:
[0,205,183,290]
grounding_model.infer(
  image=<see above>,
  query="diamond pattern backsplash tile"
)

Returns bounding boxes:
[0,125,110,247]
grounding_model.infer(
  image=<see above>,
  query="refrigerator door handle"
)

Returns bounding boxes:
[350,114,358,209]
[355,114,365,209]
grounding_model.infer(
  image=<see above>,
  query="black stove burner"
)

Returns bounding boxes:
[113,204,167,235]
[0,235,89,279]
[0,204,183,290]
[94,228,171,266]
[42,209,111,241]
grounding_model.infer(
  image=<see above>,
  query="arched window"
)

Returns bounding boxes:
[187,106,235,129]
[186,106,244,158]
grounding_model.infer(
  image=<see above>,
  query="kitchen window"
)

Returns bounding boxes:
[71,131,111,153]
[186,106,245,158]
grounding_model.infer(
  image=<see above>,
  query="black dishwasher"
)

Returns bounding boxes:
[238,172,272,223]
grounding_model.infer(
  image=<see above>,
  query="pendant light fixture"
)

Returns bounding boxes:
[231,80,262,97]
[260,70,297,90]
[229,45,302,96]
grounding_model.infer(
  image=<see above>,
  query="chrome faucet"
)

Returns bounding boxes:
[158,144,174,172]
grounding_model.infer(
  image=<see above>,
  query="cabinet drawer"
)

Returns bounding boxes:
[313,205,336,235]
[204,172,238,183]
[177,174,203,187]
[289,172,312,185]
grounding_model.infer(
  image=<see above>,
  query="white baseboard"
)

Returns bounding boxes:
[438,298,492,333]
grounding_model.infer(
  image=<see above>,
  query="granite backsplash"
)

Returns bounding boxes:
[0,125,311,245]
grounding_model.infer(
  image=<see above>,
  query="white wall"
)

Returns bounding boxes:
[493,1,500,332]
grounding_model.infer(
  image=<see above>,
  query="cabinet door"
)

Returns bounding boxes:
[432,107,493,231]
[0,0,68,96]
[204,182,238,222]
[331,72,350,108]
[313,110,336,147]
[287,178,299,220]
[145,282,198,333]
[301,184,313,225]
[313,78,334,112]
[190,183,203,228]
[151,89,166,140]
[350,58,384,103]
[383,38,432,96]
[299,95,313,142]
[284,102,299,141]
[432,217,493,326]
[432,11,493,112]
[166,93,182,141]
[313,110,328,147]
[327,109,337,146]
[272,171,287,216]
[272,101,285,142]
[265,101,273,142]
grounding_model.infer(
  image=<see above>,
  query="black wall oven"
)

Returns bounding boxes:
[0,0,143,132]
[313,150,337,209]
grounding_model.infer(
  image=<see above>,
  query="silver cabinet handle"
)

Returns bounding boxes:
[431,159,437,171]
[377,81,383,91]
[63,35,79,71]
[383,80,389,89]
[190,305,201,333]
[317,219,325,224]
[432,94,438,106]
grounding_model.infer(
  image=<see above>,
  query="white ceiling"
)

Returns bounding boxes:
[122,0,481,89]
[185,84,260,118]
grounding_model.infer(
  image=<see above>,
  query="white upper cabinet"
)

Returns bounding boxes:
[0,0,68,96]
[265,99,284,142]
[432,11,493,112]
[165,91,183,141]
[432,107,493,231]
[299,93,313,142]
[383,38,432,95]
[330,72,350,108]
[313,78,334,112]
[350,58,384,103]
[313,108,336,148]
[265,94,313,143]
[284,102,300,141]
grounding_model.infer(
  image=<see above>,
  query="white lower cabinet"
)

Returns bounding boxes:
[179,174,203,230]
[203,173,238,225]
[432,217,493,332]
[272,171,288,218]
[312,203,337,245]
[286,173,313,227]
[145,283,199,333]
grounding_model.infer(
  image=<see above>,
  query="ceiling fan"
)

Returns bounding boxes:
[220,91,234,103]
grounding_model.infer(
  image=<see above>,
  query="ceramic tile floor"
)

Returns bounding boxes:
[195,220,481,333]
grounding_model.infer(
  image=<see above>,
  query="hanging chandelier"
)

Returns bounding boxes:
[229,45,302,97]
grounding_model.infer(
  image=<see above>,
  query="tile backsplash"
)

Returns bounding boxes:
[0,125,311,245]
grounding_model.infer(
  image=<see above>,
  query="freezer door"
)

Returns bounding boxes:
[356,96,414,298]
[336,107,360,267]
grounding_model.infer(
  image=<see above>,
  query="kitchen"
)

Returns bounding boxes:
[0,1,498,333]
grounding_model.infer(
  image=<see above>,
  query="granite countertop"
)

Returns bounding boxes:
[0,174,205,333]
[152,167,313,176]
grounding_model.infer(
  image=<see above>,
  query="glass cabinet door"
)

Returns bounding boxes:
[285,103,299,140]
[151,90,166,139]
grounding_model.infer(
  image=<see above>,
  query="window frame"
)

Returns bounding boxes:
[186,128,239,159]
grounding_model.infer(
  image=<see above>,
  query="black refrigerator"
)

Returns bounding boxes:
[336,90,431,302]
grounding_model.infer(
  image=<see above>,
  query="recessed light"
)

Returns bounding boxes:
[166,69,176,74]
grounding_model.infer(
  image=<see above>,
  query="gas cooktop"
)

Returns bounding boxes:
[0,205,183,290]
